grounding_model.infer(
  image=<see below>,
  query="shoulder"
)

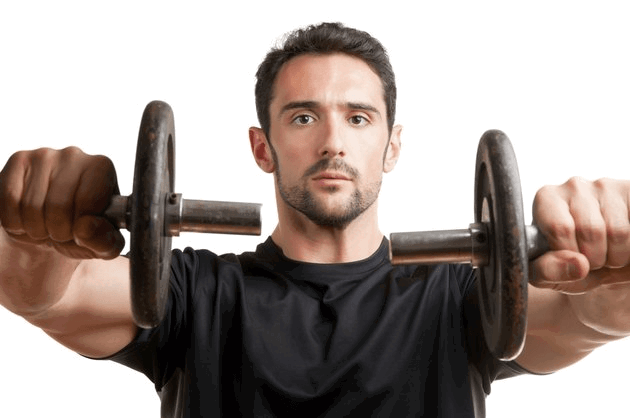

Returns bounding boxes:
[170,247,250,278]
[168,239,278,293]
[395,263,476,299]
[166,248,244,310]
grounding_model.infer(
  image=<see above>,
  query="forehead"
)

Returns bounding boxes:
[270,53,385,113]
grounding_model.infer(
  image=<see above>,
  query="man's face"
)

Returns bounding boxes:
[263,53,400,228]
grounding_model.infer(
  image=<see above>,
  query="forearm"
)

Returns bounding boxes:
[0,228,80,317]
[518,284,624,373]
[0,227,136,357]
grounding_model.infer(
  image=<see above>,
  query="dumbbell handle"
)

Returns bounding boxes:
[389,222,549,266]
[104,194,262,236]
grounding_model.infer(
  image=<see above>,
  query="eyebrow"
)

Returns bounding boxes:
[279,101,382,118]
[279,101,319,115]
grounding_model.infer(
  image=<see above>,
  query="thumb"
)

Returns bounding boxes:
[73,215,125,259]
[530,250,590,290]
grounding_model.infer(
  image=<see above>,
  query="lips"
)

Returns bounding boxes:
[312,172,351,181]
[303,158,359,183]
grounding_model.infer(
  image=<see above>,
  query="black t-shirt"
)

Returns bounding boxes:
[104,237,530,417]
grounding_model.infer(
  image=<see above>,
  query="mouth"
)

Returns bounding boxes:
[312,172,352,181]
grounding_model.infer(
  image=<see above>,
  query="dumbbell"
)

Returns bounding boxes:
[103,101,262,329]
[389,130,549,361]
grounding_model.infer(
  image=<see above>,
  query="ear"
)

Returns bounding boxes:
[249,127,275,173]
[383,124,402,173]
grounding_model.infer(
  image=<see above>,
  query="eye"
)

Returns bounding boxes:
[349,115,369,126]
[292,114,315,125]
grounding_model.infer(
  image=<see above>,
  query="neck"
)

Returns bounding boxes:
[271,200,384,264]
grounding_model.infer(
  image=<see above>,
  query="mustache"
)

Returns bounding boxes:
[302,158,359,179]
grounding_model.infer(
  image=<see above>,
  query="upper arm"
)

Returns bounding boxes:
[25,255,137,359]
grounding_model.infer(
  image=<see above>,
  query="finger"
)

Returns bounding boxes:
[45,148,86,243]
[0,151,28,234]
[530,249,590,290]
[21,149,55,240]
[595,178,630,268]
[2,229,48,247]
[73,216,125,259]
[566,177,608,270]
[73,154,119,219]
[533,184,579,252]
[587,263,630,288]
[73,155,122,258]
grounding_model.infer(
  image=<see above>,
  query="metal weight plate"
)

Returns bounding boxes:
[129,101,175,328]
[474,130,528,361]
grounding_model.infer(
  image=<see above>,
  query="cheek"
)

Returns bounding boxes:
[274,148,307,179]
[362,149,387,173]
[275,140,316,173]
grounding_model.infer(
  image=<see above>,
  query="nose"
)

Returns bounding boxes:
[318,117,346,158]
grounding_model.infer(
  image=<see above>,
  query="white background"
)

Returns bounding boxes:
[1,1,629,416]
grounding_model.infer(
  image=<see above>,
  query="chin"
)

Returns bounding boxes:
[304,201,369,229]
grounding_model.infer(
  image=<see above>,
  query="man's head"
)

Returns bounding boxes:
[250,23,401,231]
[255,22,397,140]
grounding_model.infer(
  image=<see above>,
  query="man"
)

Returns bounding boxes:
[1,22,629,417]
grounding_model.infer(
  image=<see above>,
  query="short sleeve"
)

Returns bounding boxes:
[462,271,534,394]
[100,247,207,391]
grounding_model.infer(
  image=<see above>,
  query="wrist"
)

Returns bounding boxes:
[567,286,630,339]
[0,228,80,317]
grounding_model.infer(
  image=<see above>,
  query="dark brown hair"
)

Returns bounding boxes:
[255,22,397,139]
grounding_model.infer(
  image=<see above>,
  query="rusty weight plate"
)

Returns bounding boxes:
[129,101,175,328]
[474,130,528,361]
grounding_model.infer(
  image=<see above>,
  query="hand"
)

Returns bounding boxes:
[0,147,125,259]
[530,177,630,294]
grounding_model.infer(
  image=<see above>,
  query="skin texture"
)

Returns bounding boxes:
[0,148,134,358]
[0,51,630,374]
[249,53,402,263]
[518,178,630,372]
[249,53,630,373]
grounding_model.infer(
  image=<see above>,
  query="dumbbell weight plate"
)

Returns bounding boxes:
[129,101,175,328]
[474,130,528,361]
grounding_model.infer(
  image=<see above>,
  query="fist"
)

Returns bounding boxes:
[0,147,125,259]
[530,177,630,294]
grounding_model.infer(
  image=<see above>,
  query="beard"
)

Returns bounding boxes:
[271,148,382,229]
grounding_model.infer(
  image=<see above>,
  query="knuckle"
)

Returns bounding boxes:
[8,149,35,164]
[532,185,560,215]
[1,152,28,185]
[565,176,589,191]
[606,223,630,245]
[592,177,621,201]
[4,150,28,168]
[44,200,73,240]
[0,176,20,205]
[61,145,85,156]
[0,154,25,231]
[575,220,606,243]
[91,155,119,190]
[92,154,116,173]
[31,147,56,163]
[21,193,45,217]
[44,193,71,215]
[547,220,575,242]
[592,177,617,191]
[593,177,609,191]
[59,146,89,164]
[533,184,555,202]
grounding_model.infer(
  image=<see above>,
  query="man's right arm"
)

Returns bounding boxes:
[0,147,137,359]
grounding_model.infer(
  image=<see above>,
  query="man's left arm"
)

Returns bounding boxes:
[515,177,630,374]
